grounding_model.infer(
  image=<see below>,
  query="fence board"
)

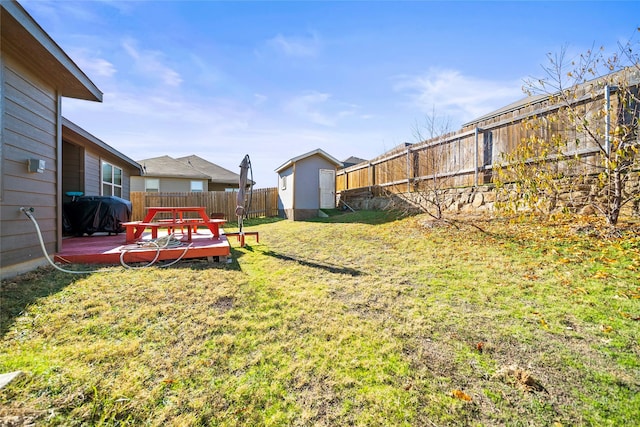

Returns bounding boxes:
[130,188,279,221]
[336,90,623,195]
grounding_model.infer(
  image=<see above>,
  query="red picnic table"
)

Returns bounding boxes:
[123,206,225,243]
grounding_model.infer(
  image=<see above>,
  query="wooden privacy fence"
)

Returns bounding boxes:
[337,129,482,194]
[337,69,640,195]
[336,85,622,194]
[129,188,279,221]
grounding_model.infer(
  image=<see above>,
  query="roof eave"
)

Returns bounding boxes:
[275,148,343,173]
[62,117,142,175]
[1,0,102,102]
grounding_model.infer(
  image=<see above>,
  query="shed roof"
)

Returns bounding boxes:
[176,155,241,185]
[62,118,142,174]
[138,156,211,179]
[275,148,343,173]
[1,0,102,101]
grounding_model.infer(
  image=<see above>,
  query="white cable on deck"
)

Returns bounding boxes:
[20,207,192,272]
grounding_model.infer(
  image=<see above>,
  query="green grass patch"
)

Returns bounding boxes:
[1,211,639,425]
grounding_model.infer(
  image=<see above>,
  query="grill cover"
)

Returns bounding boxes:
[63,196,131,235]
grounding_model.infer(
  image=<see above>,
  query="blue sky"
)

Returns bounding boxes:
[21,0,640,188]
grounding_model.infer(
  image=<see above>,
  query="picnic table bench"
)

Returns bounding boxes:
[123,207,226,243]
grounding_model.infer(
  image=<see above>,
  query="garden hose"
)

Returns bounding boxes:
[20,207,191,272]
[119,234,191,269]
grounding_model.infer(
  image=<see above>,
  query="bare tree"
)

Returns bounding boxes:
[495,33,640,226]
[383,107,476,222]
[408,108,456,220]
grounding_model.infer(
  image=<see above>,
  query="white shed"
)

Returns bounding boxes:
[275,149,343,220]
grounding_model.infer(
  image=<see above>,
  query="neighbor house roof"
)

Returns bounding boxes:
[62,118,142,174]
[138,156,211,179]
[341,156,367,168]
[275,148,343,173]
[462,67,640,127]
[1,0,102,101]
[462,94,547,127]
[176,155,241,184]
[138,155,243,186]
[368,142,413,163]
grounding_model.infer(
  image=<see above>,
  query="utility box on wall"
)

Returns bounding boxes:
[27,158,45,173]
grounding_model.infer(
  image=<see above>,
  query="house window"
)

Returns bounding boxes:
[145,178,159,192]
[191,180,204,192]
[281,175,287,190]
[102,161,122,197]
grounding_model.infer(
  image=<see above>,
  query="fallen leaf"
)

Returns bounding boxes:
[495,365,547,393]
[451,389,472,401]
[593,271,609,279]
[539,318,549,329]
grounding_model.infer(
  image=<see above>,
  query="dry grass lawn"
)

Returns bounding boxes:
[1,210,639,426]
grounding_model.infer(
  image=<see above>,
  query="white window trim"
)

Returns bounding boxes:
[101,161,123,197]
[190,180,204,192]
[145,178,160,192]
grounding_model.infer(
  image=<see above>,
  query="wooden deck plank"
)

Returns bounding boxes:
[55,229,231,265]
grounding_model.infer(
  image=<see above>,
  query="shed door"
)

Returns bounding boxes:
[319,169,336,209]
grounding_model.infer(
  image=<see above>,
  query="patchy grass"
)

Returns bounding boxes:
[1,211,639,426]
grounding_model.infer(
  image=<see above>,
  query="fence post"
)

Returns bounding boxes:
[474,127,480,187]
[406,148,411,193]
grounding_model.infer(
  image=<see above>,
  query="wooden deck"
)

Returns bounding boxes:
[55,228,231,265]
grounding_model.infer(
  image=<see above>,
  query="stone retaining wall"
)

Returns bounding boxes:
[338,173,640,218]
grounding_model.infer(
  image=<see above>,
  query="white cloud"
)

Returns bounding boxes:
[393,68,525,124]
[253,93,268,106]
[282,91,363,127]
[22,0,98,27]
[68,49,117,78]
[265,32,321,58]
[284,91,335,126]
[121,38,183,87]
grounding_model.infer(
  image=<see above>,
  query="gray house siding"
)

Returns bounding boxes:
[133,155,235,193]
[276,149,342,221]
[130,177,145,192]
[131,176,208,193]
[294,156,330,209]
[1,0,126,280]
[62,140,83,197]
[0,54,58,274]
[121,166,132,198]
[277,166,294,219]
[61,120,139,202]
[84,151,101,195]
